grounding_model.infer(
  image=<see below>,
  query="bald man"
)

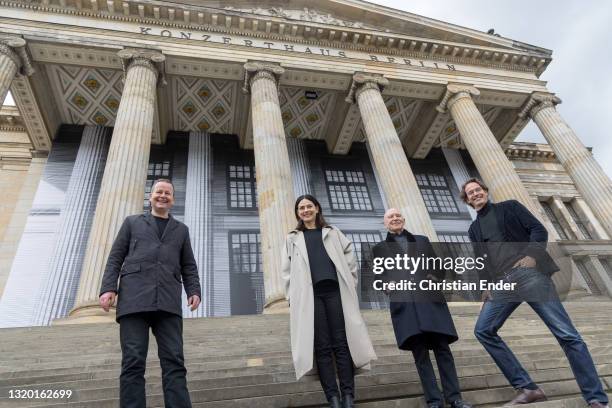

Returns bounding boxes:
[371,209,471,408]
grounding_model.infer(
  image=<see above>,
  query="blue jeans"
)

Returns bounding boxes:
[474,267,608,403]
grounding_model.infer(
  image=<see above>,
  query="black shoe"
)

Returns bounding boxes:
[450,400,473,408]
[428,404,442,408]
[342,394,355,408]
[329,395,341,408]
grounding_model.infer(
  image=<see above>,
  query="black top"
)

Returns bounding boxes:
[478,202,523,278]
[154,215,169,239]
[303,228,338,285]
[390,232,409,253]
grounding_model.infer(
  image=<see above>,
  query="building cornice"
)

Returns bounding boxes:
[505,142,558,162]
[0,105,27,132]
[0,0,551,75]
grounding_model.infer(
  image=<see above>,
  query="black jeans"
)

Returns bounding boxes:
[313,280,355,401]
[119,311,192,408]
[410,333,462,405]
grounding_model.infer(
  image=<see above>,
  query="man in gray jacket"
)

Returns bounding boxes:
[99,178,201,408]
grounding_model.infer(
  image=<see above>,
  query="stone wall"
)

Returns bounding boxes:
[0,129,36,298]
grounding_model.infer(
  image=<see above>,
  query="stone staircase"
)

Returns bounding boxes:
[1,300,611,408]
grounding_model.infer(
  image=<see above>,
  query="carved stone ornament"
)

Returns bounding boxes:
[345,73,389,104]
[518,92,562,119]
[242,61,285,93]
[436,83,480,113]
[117,48,166,86]
[0,35,35,76]
[223,6,375,30]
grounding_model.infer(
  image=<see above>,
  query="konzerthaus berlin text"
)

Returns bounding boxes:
[1,0,611,327]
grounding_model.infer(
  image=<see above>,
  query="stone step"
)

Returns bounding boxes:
[3,323,611,370]
[2,335,611,383]
[356,384,602,408]
[1,301,609,407]
[2,343,612,391]
[3,352,611,404]
[0,302,606,340]
[1,312,608,346]
[2,328,611,375]
[1,311,607,341]
[20,373,609,408]
[3,352,611,407]
[0,332,612,380]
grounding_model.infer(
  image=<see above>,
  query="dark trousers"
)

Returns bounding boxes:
[119,311,192,408]
[409,334,462,405]
[313,280,355,401]
[475,267,608,404]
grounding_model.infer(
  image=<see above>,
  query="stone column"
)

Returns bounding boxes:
[243,62,295,312]
[441,147,477,220]
[437,84,539,212]
[366,142,388,209]
[582,256,612,298]
[520,92,612,237]
[0,157,46,299]
[34,126,110,325]
[0,35,34,107]
[346,73,436,239]
[437,84,585,296]
[183,131,213,318]
[68,49,165,322]
[551,197,582,240]
[574,198,610,240]
[287,138,311,197]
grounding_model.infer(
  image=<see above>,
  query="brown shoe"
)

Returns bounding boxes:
[503,388,547,406]
[589,402,610,408]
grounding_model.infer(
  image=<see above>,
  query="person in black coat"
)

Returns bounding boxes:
[462,178,608,408]
[99,178,201,408]
[371,208,471,408]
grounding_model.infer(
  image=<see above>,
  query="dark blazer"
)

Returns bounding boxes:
[468,200,559,278]
[99,212,201,321]
[372,230,458,350]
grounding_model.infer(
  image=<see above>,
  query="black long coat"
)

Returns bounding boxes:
[372,230,458,350]
[99,212,201,321]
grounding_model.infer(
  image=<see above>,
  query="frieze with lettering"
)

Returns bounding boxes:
[138,26,457,71]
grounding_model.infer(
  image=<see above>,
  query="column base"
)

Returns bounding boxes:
[564,286,590,301]
[54,303,116,325]
[263,297,289,314]
[558,270,590,301]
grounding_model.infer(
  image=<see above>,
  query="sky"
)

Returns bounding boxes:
[370,0,612,177]
[3,1,611,177]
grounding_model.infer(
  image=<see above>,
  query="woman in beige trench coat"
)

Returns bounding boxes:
[282,194,377,408]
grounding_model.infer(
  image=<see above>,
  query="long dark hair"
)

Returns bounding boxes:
[294,194,329,231]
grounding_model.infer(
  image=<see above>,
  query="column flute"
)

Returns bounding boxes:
[68,49,165,321]
[346,72,437,239]
[243,61,296,312]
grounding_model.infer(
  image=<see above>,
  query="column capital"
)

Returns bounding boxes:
[436,83,480,113]
[518,92,562,119]
[242,61,284,93]
[117,48,166,85]
[0,35,34,76]
[345,72,389,104]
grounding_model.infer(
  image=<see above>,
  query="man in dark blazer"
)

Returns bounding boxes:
[372,208,471,408]
[99,178,201,408]
[462,178,608,408]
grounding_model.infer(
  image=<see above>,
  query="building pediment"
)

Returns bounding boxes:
[172,0,551,56]
[2,0,552,75]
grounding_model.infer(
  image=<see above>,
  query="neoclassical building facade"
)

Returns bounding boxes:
[0,0,611,327]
